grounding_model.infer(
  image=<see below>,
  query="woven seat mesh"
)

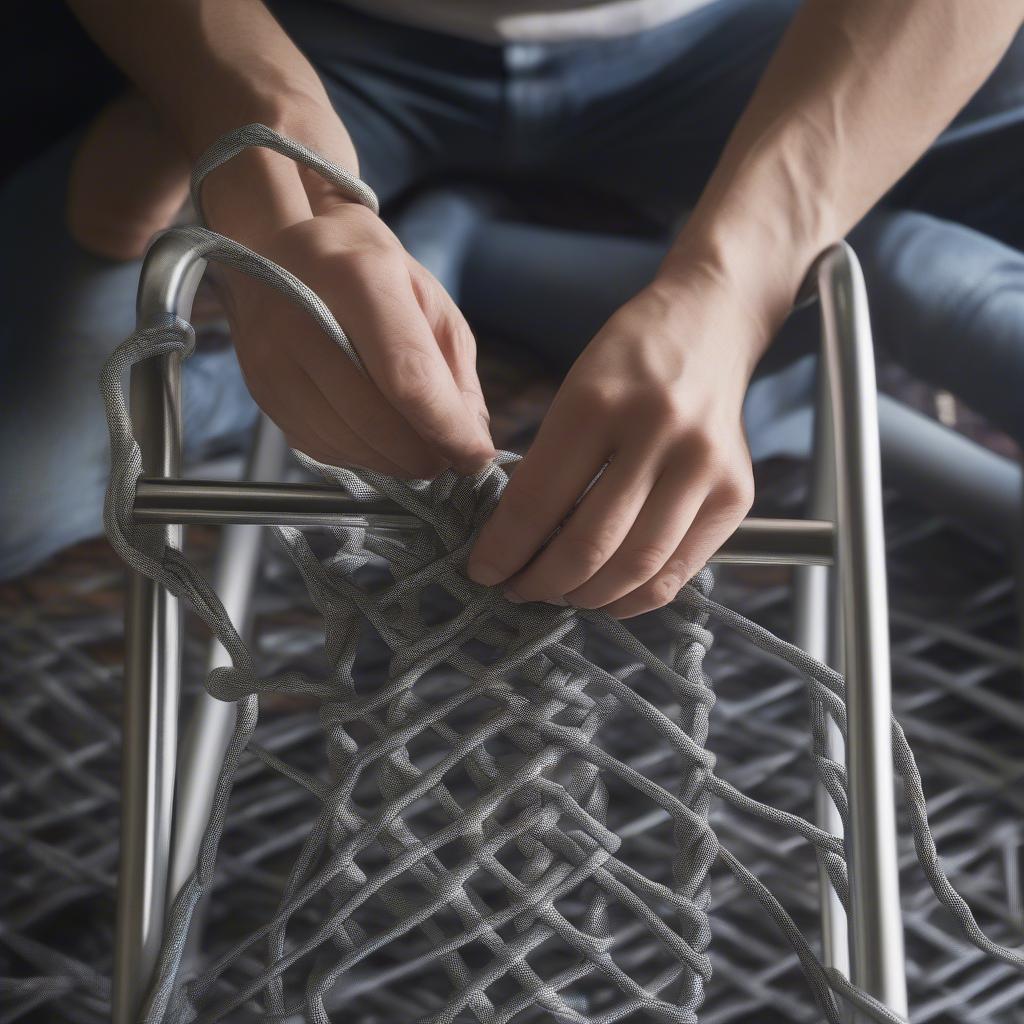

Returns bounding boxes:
[4,460,1024,1022]
[88,222,1024,1023]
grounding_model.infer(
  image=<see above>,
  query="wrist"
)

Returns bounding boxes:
[636,262,762,387]
[662,135,842,346]
[659,205,825,362]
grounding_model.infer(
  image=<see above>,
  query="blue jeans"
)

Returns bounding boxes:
[2,0,1023,579]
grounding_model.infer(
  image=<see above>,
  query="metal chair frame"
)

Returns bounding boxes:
[111,229,908,1022]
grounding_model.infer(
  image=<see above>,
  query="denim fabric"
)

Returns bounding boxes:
[1,0,1022,579]
[0,135,258,580]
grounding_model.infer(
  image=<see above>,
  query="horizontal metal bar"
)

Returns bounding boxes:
[135,477,406,528]
[133,477,835,565]
[712,517,835,566]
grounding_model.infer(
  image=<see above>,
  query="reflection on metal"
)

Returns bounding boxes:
[133,478,415,532]
[818,244,907,1018]
[132,477,834,566]
[795,366,851,981]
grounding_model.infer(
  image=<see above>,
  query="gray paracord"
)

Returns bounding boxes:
[101,124,1024,1023]
[189,122,380,221]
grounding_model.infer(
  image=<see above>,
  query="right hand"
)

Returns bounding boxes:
[205,150,495,479]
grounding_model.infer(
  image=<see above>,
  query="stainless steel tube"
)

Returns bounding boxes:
[133,478,410,528]
[166,417,290,922]
[818,243,908,1016]
[132,477,835,566]
[709,516,834,566]
[113,231,207,1024]
[795,366,850,981]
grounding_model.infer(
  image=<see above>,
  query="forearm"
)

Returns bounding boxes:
[67,0,357,243]
[664,0,1024,360]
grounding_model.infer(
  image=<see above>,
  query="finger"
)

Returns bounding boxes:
[246,361,409,476]
[291,366,414,475]
[291,322,451,479]
[502,453,656,604]
[603,484,751,619]
[432,308,491,441]
[235,271,450,479]
[467,401,610,587]
[565,464,709,610]
[409,262,492,440]
[305,250,494,474]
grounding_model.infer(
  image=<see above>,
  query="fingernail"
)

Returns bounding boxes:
[503,588,525,604]
[548,596,568,607]
[468,562,504,587]
[478,412,493,443]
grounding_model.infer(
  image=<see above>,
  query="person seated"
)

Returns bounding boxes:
[2,0,1023,618]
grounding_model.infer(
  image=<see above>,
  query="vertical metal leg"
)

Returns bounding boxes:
[818,243,908,1017]
[796,364,851,982]
[113,233,208,1024]
[167,416,289,915]
[113,355,184,1023]
[1017,471,1024,673]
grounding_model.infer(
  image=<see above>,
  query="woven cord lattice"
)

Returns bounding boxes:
[99,128,1024,1024]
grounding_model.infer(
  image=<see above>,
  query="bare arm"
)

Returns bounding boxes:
[470,0,1024,616]
[68,0,494,477]
[669,0,1024,343]
[66,0,358,235]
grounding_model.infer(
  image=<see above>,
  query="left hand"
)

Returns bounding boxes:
[467,263,767,618]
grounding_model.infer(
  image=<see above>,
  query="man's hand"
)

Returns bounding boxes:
[467,264,760,618]
[67,0,495,479]
[221,198,494,478]
[466,0,1024,618]
[201,142,495,480]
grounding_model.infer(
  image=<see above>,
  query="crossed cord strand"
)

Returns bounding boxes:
[99,124,1024,1022]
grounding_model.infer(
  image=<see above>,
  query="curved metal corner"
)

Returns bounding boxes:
[136,227,211,327]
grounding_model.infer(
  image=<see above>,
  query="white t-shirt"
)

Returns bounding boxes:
[337,0,713,43]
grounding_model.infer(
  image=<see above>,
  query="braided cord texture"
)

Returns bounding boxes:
[100,127,1023,1023]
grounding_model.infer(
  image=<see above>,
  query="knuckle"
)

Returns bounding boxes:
[574,382,621,417]
[714,465,755,515]
[561,531,618,577]
[413,284,442,326]
[448,323,478,366]
[645,387,689,428]
[679,427,717,470]
[329,244,389,278]
[646,569,687,607]
[626,542,671,581]
[668,555,701,586]
[385,345,439,406]
[727,471,756,513]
